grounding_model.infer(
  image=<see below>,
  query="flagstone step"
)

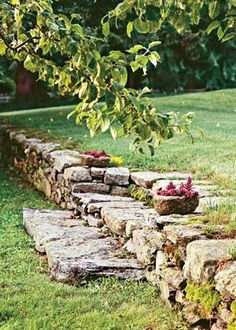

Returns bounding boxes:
[23,208,145,283]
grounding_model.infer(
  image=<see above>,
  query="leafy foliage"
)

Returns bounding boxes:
[106,0,236,42]
[0,0,235,152]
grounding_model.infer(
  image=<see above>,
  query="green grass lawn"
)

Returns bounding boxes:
[1,89,236,182]
[0,168,186,330]
[0,90,235,329]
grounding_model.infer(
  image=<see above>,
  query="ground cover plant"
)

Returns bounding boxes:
[0,166,187,330]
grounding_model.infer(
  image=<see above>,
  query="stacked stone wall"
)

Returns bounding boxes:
[1,125,236,330]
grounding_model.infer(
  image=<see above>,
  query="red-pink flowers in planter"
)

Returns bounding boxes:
[156,177,199,198]
[154,177,199,215]
[80,150,110,167]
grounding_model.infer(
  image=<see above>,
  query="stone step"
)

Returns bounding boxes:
[23,208,145,283]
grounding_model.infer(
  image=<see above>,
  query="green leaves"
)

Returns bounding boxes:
[148,51,161,67]
[102,21,110,37]
[0,0,198,155]
[207,20,220,34]
[208,1,220,19]
[0,40,7,56]
[127,44,146,54]
[126,22,133,38]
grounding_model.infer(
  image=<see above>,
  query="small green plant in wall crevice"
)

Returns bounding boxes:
[185,282,221,318]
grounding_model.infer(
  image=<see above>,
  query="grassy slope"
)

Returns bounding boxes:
[1,89,236,180]
[0,168,186,330]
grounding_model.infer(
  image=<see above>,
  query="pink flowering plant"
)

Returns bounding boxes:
[82,150,110,158]
[156,177,199,198]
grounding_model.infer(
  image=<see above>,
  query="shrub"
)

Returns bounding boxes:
[0,77,16,95]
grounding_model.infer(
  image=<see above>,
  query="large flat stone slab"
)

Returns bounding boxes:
[87,201,146,214]
[183,239,236,284]
[72,192,134,205]
[72,182,110,194]
[46,150,81,172]
[46,236,145,283]
[28,142,61,155]
[23,208,145,282]
[101,207,158,236]
[23,208,99,252]
[131,171,160,188]
[163,224,206,245]
[64,166,92,182]
[104,167,130,186]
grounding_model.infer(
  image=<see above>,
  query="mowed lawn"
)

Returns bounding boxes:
[1,89,236,182]
[0,169,187,330]
[0,90,235,329]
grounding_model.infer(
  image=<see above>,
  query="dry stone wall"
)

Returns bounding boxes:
[1,125,236,330]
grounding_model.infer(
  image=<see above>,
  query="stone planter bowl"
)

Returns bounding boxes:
[80,154,110,167]
[153,195,199,215]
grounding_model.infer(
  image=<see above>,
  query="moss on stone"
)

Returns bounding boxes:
[185,282,221,317]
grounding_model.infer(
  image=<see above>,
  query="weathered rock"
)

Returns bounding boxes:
[101,207,134,235]
[47,150,81,172]
[160,267,186,289]
[72,182,110,194]
[182,302,203,326]
[86,214,104,228]
[91,167,107,178]
[153,195,199,215]
[30,142,61,155]
[163,224,206,245]
[72,192,134,205]
[156,251,168,275]
[23,138,42,148]
[210,320,227,330]
[45,237,145,283]
[132,228,163,265]
[145,270,160,286]
[175,290,185,304]
[64,166,92,182]
[23,208,94,253]
[184,239,236,284]
[214,261,236,299]
[125,219,144,237]
[155,214,194,228]
[101,207,156,236]
[12,133,27,144]
[33,170,52,197]
[131,171,160,188]
[122,238,136,254]
[218,303,234,324]
[87,201,145,214]
[110,186,128,196]
[104,167,130,186]
[159,280,176,305]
